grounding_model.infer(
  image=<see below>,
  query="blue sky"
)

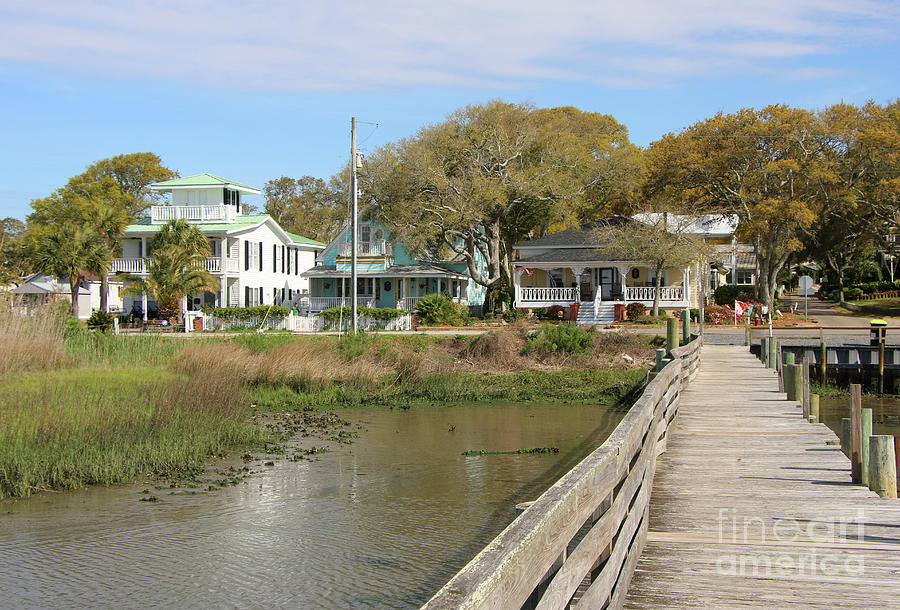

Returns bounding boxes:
[1,0,898,220]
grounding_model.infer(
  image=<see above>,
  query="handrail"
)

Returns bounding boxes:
[423,335,703,609]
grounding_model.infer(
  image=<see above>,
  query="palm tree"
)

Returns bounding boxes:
[86,204,129,313]
[121,220,218,323]
[35,226,108,317]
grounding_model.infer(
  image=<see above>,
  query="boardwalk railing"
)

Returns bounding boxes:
[423,336,702,610]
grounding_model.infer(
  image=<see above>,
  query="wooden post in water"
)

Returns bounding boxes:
[783,352,795,365]
[810,393,820,422]
[681,309,690,345]
[666,317,679,356]
[868,435,898,498]
[768,337,778,370]
[820,340,827,382]
[862,408,873,486]
[785,364,802,403]
[802,354,811,419]
[880,339,885,395]
[782,351,794,396]
[841,418,852,457]
[760,337,769,366]
[851,384,863,484]
[744,316,750,347]
[655,349,666,372]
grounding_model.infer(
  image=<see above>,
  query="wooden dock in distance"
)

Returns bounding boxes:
[624,344,900,608]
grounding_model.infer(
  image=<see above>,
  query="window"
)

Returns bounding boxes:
[247,241,259,270]
[548,269,564,287]
[736,270,754,285]
[273,244,278,273]
[336,277,374,296]
[360,224,371,243]
[259,242,263,272]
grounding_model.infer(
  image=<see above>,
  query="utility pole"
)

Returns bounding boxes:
[350,117,359,334]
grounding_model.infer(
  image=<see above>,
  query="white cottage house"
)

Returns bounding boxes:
[112,174,325,319]
[512,214,740,325]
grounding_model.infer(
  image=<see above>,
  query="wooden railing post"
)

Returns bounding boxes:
[841,417,852,457]
[851,384,863,483]
[802,353,811,418]
[810,393,820,423]
[862,408,873,487]
[681,309,690,345]
[769,337,778,371]
[666,317,679,355]
[868,436,898,498]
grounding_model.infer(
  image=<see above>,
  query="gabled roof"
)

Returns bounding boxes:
[631,213,738,237]
[150,173,261,194]
[12,273,90,295]
[517,249,633,264]
[515,216,634,249]
[286,231,326,248]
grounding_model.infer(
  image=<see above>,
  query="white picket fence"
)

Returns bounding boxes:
[201,312,411,332]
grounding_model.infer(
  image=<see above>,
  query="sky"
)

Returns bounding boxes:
[1,0,898,220]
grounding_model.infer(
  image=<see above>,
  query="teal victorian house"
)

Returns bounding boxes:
[301,219,486,312]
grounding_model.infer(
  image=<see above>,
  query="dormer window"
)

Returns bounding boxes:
[224,188,241,209]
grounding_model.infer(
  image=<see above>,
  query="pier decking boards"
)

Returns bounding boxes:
[624,344,900,608]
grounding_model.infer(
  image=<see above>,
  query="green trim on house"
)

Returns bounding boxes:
[123,214,269,235]
[149,173,260,193]
[286,231,326,247]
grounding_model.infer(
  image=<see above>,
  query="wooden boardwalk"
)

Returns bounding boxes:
[625,344,900,608]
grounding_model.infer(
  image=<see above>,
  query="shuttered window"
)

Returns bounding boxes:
[245,241,250,271]
[259,242,263,272]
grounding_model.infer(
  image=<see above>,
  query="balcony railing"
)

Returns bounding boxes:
[111,258,148,274]
[338,240,391,257]
[150,205,236,224]
[624,286,685,302]
[518,287,580,304]
[111,257,239,275]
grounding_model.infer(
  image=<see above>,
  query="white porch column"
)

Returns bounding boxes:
[616,265,630,302]
[568,267,585,302]
[220,276,227,308]
[683,267,690,305]
[514,268,524,307]
[220,237,227,274]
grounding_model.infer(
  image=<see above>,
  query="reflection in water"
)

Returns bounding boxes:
[0,403,624,608]
[819,395,900,439]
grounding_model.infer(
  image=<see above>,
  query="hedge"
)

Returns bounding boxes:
[321,306,406,323]
[207,305,291,321]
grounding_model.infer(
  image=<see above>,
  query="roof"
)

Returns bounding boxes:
[301,263,469,279]
[12,273,90,295]
[515,217,634,249]
[123,214,270,235]
[286,231,326,248]
[149,173,260,194]
[631,213,738,236]
[517,249,633,264]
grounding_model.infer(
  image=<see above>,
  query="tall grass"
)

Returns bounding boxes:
[0,304,71,373]
[0,368,263,498]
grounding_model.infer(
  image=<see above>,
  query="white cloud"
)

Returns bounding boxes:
[0,0,897,90]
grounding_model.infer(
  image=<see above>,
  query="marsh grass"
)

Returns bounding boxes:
[0,303,71,373]
[0,368,263,498]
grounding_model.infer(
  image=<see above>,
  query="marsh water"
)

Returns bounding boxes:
[0,403,625,608]
[818,394,900,440]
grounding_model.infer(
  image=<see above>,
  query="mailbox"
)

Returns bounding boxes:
[870,319,888,346]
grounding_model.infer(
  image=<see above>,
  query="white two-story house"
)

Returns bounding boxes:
[111,173,325,319]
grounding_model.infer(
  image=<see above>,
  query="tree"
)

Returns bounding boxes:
[69,153,177,218]
[85,204,129,312]
[34,226,108,317]
[645,105,822,311]
[121,220,217,322]
[0,218,31,284]
[263,175,345,242]
[363,101,635,297]
[594,210,710,316]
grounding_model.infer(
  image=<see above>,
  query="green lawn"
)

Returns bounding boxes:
[846,298,900,317]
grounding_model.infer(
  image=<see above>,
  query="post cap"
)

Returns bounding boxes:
[871,319,888,326]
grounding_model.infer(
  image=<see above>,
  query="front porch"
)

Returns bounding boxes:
[303,270,470,313]
[513,264,692,316]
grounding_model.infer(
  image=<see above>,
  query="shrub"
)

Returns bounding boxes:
[503,308,527,323]
[86,310,115,332]
[713,284,756,305]
[625,302,647,320]
[844,287,863,300]
[321,306,405,323]
[704,304,735,325]
[208,305,290,321]
[525,323,595,356]
[414,294,470,326]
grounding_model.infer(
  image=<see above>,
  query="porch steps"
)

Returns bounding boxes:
[575,302,615,326]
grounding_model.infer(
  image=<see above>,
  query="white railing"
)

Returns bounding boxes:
[396,296,467,311]
[203,257,220,273]
[111,258,148,273]
[224,258,239,272]
[625,286,685,302]
[305,296,376,311]
[518,287,580,304]
[203,312,412,332]
[337,240,392,257]
[150,205,236,224]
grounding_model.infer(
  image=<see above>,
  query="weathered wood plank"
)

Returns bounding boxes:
[624,344,900,609]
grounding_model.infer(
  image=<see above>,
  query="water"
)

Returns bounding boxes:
[0,403,624,608]
[818,395,900,438]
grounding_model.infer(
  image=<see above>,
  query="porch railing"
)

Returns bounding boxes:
[625,286,685,302]
[304,296,376,311]
[396,295,467,311]
[150,205,236,224]
[518,287,580,303]
[337,240,392,257]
